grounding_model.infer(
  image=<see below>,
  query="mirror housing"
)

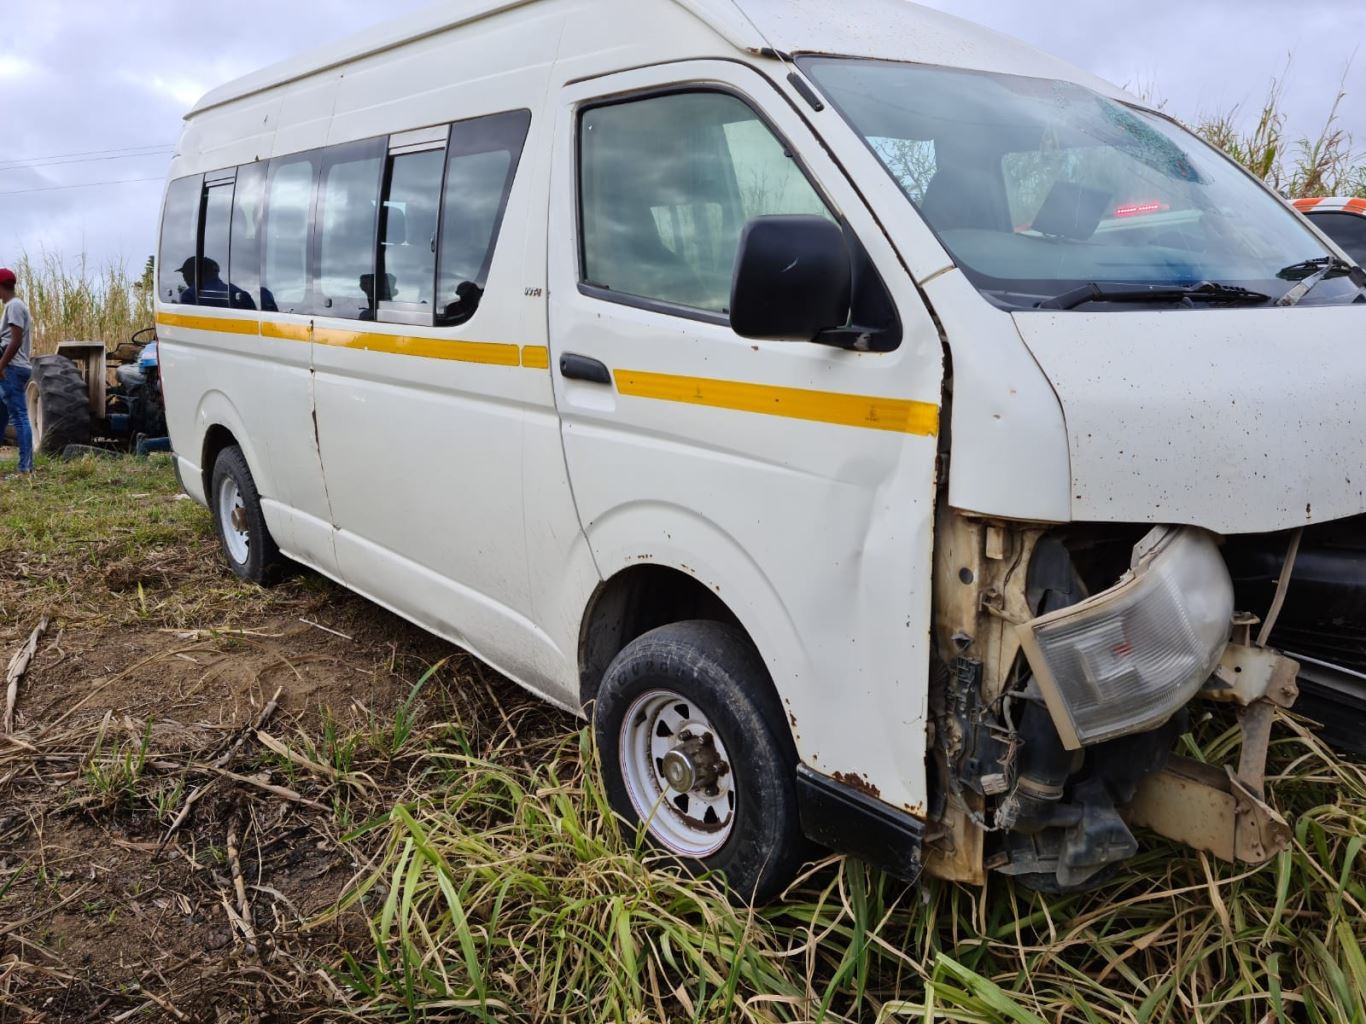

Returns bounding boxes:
[730,215,852,341]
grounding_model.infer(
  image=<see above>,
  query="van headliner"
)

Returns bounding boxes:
[188,0,1135,117]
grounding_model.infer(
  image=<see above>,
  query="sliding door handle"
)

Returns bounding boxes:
[560,353,613,385]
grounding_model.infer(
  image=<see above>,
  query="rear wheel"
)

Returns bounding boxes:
[593,620,807,904]
[210,445,286,586]
[27,355,92,455]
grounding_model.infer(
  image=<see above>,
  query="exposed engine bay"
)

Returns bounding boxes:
[925,513,1302,890]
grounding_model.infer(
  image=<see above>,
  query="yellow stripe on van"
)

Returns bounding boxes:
[156,312,260,336]
[260,321,311,343]
[313,326,521,366]
[615,369,941,437]
[521,345,550,369]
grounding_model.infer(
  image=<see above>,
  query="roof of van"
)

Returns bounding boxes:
[189,0,1131,116]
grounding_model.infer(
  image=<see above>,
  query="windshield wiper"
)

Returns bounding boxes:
[1276,256,1366,307]
[1037,281,1273,311]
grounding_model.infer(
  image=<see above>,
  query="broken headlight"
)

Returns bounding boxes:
[1018,528,1234,749]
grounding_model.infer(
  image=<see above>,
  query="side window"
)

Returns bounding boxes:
[229,162,267,311]
[437,109,532,326]
[579,91,833,315]
[316,140,385,319]
[1309,212,1366,266]
[377,147,446,322]
[198,179,235,308]
[159,175,202,305]
[263,155,318,314]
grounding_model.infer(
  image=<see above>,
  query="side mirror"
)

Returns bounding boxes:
[730,215,852,341]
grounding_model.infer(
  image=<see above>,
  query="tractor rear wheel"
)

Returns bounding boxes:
[27,356,92,455]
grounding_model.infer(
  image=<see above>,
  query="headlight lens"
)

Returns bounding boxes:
[1018,528,1234,749]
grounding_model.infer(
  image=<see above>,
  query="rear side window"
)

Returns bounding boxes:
[198,180,235,308]
[437,110,532,326]
[262,155,317,314]
[316,140,385,319]
[229,163,266,311]
[159,175,202,305]
[1309,212,1366,266]
[579,91,832,316]
[378,147,445,318]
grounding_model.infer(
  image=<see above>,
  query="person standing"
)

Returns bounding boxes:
[0,267,34,477]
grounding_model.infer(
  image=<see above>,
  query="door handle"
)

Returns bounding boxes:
[560,353,613,386]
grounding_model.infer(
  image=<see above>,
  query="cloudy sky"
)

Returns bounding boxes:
[1,0,1362,277]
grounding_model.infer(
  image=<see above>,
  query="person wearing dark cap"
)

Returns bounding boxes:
[0,267,33,477]
[176,256,253,309]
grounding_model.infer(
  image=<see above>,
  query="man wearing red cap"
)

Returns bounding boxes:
[0,267,34,476]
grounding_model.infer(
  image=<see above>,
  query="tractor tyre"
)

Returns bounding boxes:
[27,355,93,455]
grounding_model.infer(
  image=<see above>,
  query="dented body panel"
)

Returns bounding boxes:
[1014,306,1366,534]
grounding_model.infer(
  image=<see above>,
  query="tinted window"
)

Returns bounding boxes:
[263,156,317,314]
[159,175,202,305]
[229,163,267,311]
[437,110,531,326]
[317,140,384,319]
[198,182,234,308]
[378,148,445,316]
[579,92,831,315]
[1309,212,1366,266]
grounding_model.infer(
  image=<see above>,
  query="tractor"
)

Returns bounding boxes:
[1,329,169,457]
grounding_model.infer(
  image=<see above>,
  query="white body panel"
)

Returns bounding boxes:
[1015,305,1366,534]
[548,57,944,814]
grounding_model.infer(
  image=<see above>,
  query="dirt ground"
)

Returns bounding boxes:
[0,452,565,1022]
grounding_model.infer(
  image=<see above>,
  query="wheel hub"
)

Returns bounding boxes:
[619,691,739,857]
[661,732,727,795]
[230,507,248,533]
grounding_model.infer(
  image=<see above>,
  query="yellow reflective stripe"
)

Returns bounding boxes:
[521,345,550,369]
[312,326,521,366]
[615,369,940,437]
[261,321,311,343]
[155,312,260,336]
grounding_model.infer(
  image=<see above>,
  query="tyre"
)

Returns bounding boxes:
[210,445,286,586]
[594,620,807,904]
[26,355,93,455]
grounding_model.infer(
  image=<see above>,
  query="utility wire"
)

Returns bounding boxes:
[0,149,174,174]
[0,176,164,197]
[0,142,175,171]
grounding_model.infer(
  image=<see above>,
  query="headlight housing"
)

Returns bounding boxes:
[1017,528,1234,749]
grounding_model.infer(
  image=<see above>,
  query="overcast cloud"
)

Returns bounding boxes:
[1,0,1362,277]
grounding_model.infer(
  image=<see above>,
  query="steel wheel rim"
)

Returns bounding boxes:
[619,688,736,857]
[217,476,250,564]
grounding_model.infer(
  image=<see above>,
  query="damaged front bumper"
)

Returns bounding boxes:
[1126,639,1300,865]
[1013,531,1298,868]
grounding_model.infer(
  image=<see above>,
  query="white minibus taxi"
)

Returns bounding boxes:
[157,0,1364,901]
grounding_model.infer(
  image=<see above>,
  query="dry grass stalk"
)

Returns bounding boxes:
[3,616,47,733]
[226,807,258,954]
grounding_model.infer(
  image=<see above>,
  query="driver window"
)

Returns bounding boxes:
[579,90,833,316]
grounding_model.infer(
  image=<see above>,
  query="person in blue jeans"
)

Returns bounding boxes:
[0,267,34,477]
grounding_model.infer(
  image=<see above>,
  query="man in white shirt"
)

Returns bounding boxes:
[0,267,34,476]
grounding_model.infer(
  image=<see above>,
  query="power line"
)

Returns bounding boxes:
[0,149,174,174]
[0,175,164,197]
[0,142,175,171]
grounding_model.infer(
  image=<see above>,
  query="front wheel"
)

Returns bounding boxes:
[210,445,286,586]
[593,620,807,904]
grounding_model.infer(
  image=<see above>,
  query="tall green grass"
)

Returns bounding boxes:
[11,252,153,357]
[331,717,1365,1023]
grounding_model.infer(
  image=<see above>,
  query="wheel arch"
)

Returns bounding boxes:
[193,390,274,504]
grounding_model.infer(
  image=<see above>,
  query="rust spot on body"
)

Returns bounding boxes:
[832,771,881,800]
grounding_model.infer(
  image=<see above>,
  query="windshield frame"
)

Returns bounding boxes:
[798,54,1357,312]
